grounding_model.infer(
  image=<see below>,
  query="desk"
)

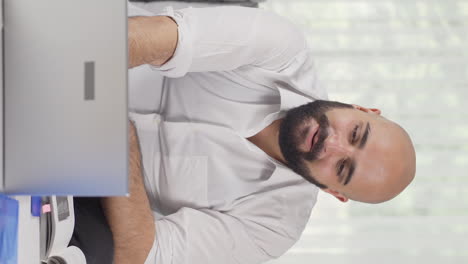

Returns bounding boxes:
[14,196,40,264]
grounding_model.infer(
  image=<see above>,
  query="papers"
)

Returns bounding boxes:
[40,196,86,264]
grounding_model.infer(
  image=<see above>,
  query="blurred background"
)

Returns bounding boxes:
[259,0,468,263]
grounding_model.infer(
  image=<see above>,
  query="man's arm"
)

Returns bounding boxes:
[128,16,178,68]
[101,121,155,264]
[127,6,307,76]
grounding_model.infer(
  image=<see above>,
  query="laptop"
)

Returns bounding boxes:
[1,0,128,195]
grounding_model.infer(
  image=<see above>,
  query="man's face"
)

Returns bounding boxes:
[279,100,416,203]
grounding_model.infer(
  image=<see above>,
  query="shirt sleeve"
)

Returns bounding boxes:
[143,180,318,264]
[144,208,267,264]
[128,3,308,77]
[143,207,289,264]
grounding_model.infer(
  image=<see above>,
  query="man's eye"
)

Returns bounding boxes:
[352,126,358,143]
[338,161,345,175]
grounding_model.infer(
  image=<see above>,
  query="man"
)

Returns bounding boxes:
[97,3,416,264]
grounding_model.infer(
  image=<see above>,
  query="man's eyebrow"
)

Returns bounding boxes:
[343,160,356,186]
[358,122,371,149]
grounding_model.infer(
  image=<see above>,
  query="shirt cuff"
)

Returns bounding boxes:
[143,219,176,264]
[143,235,158,264]
[148,6,194,78]
[128,2,154,17]
[128,3,193,78]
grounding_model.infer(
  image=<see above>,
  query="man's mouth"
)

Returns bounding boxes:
[303,123,319,152]
[310,127,319,151]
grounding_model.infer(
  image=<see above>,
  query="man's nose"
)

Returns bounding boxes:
[319,133,353,159]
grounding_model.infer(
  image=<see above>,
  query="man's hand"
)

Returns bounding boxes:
[101,121,156,264]
[128,16,178,68]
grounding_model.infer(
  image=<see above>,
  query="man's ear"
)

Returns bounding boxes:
[351,104,381,115]
[322,189,349,203]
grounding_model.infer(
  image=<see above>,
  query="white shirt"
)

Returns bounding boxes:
[128,3,328,264]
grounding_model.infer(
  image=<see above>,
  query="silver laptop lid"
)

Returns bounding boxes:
[4,0,128,195]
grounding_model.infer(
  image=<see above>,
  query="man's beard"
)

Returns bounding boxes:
[278,100,353,188]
